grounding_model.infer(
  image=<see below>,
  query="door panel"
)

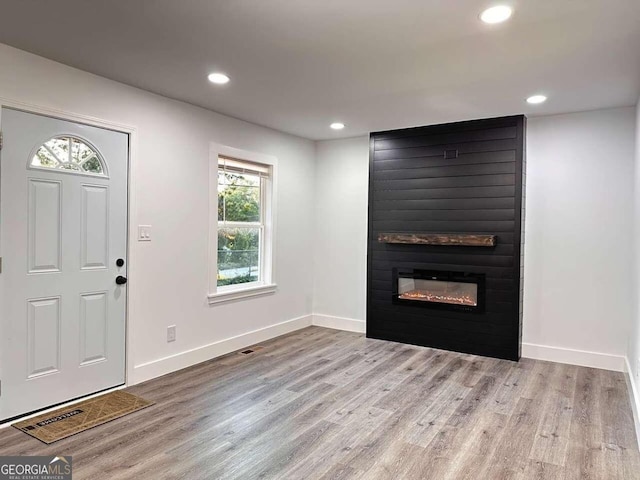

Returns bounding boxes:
[0,108,128,421]
[28,179,62,273]
[80,184,109,270]
[79,291,108,365]
[27,296,61,377]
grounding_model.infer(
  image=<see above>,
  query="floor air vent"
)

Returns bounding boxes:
[239,346,265,355]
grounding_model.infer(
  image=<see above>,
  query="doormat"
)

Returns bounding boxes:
[12,390,154,444]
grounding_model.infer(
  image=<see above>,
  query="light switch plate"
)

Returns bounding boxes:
[138,225,152,242]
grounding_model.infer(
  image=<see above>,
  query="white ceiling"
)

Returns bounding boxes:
[0,0,638,140]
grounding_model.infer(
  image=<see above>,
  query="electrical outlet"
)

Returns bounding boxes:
[167,325,176,343]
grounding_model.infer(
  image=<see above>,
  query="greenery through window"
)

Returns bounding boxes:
[217,157,269,287]
[31,136,106,175]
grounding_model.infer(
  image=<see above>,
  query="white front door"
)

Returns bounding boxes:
[0,108,128,421]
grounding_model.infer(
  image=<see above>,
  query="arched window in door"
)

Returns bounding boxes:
[31,136,107,176]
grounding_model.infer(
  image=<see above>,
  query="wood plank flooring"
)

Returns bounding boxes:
[0,326,638,479]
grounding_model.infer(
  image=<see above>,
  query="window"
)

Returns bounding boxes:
[31,136,107,176]
[208,145,276,304]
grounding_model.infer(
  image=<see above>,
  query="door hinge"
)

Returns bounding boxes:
[0,131,3,151]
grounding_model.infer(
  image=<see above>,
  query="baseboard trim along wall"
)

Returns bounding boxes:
[624,357,640,451]
[312,314,366,333]
[131,315,313,385]
[521,342,626,372]
[131,312,629,386]
[310,314,628,373]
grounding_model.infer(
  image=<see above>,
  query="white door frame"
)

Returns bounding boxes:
[0,97,137,399]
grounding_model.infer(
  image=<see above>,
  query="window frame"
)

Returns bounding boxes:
[208,143,277,305]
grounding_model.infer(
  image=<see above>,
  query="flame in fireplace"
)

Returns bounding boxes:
[398,289,477,306]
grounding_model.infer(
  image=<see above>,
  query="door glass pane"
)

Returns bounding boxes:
[48,137,69,163]
[30,136,105,176]
[32,147,59,168]
[82,156,103,173]
[217,227,260,286]
[60,164,81,171]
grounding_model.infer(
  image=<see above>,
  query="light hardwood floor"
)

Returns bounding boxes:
[0,326,638,479]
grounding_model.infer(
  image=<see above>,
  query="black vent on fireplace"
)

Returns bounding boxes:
[367,115,526,361]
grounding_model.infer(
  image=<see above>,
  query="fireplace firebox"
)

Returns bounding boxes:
[393,269,485,313]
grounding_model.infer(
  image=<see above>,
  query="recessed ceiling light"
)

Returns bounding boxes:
[330,122,345,130]
[208,72,230,85]
[480,5,513,24]
[526,94,547,104]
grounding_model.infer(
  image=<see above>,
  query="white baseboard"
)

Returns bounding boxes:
[522,342,626,372]
[130,314,313,385]
[312,314,366,333]
[624,357,640,451]
[308,317,626,373]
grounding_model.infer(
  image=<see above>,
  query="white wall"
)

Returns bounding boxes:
[631,98,640,379]
[629,98,640,438]
[0,44,316,384]
[313,107,637,370]
[524,108,635,367]
[312,138,369,329]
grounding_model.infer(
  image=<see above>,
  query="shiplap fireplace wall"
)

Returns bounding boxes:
[367,116,526,361]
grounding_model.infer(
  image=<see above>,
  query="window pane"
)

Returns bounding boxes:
[30,136,106,176]
[59,163,81,171]
[218,172,261,222]
[32,146,59,168]
[82,156,103,174]
[72,138,95,164]
[48,137,70,163]
[218,171,260,187]
[217,227,260,286]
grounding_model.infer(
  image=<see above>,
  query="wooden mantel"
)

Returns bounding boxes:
[378,233,496,247]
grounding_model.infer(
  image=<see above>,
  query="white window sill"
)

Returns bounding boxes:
[207,283,277,305]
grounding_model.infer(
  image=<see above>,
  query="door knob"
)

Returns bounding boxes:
[115,276,128,285]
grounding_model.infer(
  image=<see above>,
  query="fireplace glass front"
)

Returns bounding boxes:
[398,278,477,306]
[393,269,485,313]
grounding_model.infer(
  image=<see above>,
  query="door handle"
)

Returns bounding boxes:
[115,276,128,285]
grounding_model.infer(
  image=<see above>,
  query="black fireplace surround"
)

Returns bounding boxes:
[367,115,526,361]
